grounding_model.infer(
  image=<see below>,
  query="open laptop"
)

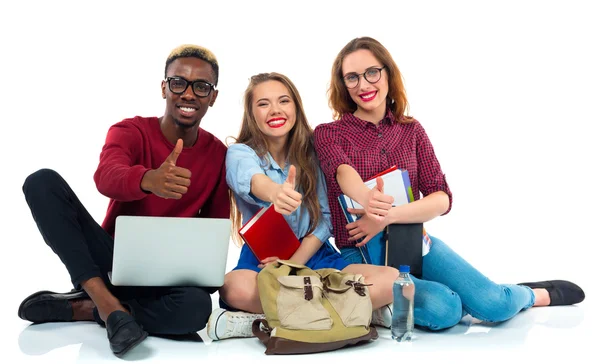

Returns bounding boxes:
[109,215,231,287]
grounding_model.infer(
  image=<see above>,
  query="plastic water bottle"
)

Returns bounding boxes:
[392,265,415,342]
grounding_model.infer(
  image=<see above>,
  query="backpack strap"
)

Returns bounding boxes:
[252,319,271,345]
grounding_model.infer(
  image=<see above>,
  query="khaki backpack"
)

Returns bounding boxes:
[252,260,378,354]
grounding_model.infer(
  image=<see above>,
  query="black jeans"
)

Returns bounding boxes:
[22,168,214,335]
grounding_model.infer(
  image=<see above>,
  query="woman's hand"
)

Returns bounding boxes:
[363,177,394,221]
[258,256,280,269]
[346,207,388,247]
[271,165,302,215]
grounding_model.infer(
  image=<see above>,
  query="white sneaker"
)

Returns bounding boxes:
[206,308,265,341]
[371,304,392,328]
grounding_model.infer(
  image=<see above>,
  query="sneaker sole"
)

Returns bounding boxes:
[206,308,227,341]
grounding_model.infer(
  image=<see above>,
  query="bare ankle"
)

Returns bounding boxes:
[81,277,128,322]
[533,288,551,306]
[97,302,129,323]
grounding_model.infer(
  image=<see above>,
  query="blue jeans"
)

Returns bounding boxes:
[341,235,535,330]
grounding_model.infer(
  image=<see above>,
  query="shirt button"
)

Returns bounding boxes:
[378,133,382,138]
[381,149,386,154]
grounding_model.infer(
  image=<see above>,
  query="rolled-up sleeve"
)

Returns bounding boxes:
[225,144,269,207]
[314,124,354,182]
[415,122,453,215]
[311,168,333,243]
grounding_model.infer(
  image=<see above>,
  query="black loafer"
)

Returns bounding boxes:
[106,311,148,357]
[519,280,585,306]
[18,289,89,323]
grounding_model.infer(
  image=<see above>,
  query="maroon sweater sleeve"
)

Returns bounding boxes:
[94,122,150,201]
[199,158,231,219]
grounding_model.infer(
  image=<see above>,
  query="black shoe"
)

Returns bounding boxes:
[519,280,585,306]
[106,311,148,358]
[18,289,89,323]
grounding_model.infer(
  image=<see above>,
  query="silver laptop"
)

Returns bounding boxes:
[110,216,231,287]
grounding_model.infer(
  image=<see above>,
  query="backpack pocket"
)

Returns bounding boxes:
[276,275,332,330]
[324,274,372,328]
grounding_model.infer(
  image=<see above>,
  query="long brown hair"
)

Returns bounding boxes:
[230,72,322,246]
[328,37,413,123]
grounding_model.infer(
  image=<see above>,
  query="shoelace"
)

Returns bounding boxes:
[225,313,265,337]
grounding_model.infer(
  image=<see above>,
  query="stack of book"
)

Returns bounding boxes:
[337,166,424,277]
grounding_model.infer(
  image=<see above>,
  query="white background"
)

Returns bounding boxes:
[1,0,598,362]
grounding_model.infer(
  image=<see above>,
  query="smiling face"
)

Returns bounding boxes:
[251,80,297,146]
[161,57,218,129]
[341,49,389,121]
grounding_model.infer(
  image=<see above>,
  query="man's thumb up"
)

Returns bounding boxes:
[165,139,183,165]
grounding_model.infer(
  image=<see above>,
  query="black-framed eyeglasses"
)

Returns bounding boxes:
[342,67,386,89]
[165,76,216,98]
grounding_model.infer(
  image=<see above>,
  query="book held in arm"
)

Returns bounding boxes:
[337,165,425,276]
[239,204,301,262]
[337,166,414,224]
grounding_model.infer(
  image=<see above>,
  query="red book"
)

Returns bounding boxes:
[239,204,301,261]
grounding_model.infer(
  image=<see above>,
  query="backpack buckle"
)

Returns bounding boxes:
[303,277,313,300]
[345,280,372,296]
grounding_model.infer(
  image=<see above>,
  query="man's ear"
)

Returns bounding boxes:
[209,89,219,107]
[161,80,167,99]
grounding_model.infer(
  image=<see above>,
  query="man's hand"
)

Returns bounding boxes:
[364,177,393,220]
[271,165,302,215]
[141,139,192,199]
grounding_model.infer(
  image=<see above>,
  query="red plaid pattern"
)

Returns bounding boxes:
[314,110,452,248]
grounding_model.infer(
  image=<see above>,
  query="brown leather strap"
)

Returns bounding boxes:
[252,319,271,345]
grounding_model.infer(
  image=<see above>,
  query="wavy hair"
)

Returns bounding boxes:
[328,37,412,123]
[230,72,321,246]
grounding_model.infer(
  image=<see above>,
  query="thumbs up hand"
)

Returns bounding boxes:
[272,165,302,215]
[364,177,393,220]
[140,139,192,199]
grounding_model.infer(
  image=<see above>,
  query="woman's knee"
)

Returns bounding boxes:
[415,285,463,331]
[466,287,521,323]
[220,271,259,310]
[370,266,399,295]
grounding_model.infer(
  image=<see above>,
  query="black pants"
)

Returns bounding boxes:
[22,169,213,335]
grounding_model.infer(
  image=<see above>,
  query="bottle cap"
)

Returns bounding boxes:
[399,265,410,273]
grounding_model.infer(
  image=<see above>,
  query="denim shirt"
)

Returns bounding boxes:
[226,143,332,244]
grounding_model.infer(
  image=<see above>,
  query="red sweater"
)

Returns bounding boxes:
[94,116,230,237]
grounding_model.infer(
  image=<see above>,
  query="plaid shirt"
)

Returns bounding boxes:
[314,110,452,248]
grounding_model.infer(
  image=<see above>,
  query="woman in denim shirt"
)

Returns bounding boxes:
[206,72,398,341]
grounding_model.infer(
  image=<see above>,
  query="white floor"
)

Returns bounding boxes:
[4,237,597,364]
[8,301,596,364]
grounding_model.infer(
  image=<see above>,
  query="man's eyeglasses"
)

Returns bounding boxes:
[165,76,216,98]
[342,67,386,89]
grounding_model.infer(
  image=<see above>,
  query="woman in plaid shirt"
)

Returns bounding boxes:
[314,37,584,331]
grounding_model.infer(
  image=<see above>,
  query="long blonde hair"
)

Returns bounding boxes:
[230,72,322,246]
[329,37,413,123]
